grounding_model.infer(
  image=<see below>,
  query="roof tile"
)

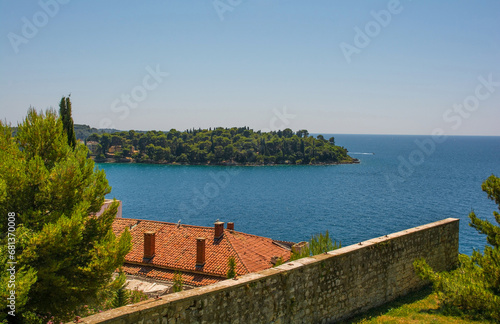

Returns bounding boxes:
[113,218,291,282]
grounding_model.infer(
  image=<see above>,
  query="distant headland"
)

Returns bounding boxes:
[76,125,359,166]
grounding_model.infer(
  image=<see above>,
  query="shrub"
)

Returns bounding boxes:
[414,175,500,321]
[290,230,341,261]
[172,271,183,292]
[227,256,236,279]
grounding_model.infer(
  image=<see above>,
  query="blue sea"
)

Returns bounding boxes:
[99,134,500,255]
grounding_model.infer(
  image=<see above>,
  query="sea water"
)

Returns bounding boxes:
[99,134,500,255]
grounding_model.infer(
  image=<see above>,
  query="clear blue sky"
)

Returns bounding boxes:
[1,1,499,135]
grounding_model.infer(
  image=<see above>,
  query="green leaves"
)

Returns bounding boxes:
[17,108,68,168]
[482,174,500,208]
[59,96,76,149]
[89,127,354,165]
[414,175,500,321]
[112,285,130,308]
[172,271,183,292]
[414,255,500,320]
[290,230,341,261]
[0,108,131,321]
[309,231,341,256]
[227,256,236,279]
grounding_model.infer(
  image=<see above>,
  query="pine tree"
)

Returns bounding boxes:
[469,175,500,295]
[112,286,130,308]
[0,108,131,322]
[59,95,76,149]
[414,175,500,321]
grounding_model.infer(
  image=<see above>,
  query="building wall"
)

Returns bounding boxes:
[79,218,459,324]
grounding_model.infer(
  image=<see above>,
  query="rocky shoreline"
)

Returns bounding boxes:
[92,157,360,166]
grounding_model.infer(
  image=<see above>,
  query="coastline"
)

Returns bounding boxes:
[92,157,360,166]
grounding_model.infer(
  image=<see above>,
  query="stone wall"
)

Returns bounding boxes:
[80,218,459,324]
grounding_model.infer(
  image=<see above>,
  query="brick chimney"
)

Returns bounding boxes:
[227,222,234,231]
[291,241,309,255]
[214,221,224,239]
[196,237,206,266]
[144,231,156,259]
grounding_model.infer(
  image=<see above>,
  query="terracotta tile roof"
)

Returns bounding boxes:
[112,218,137,233]
[225,231,291,273]
[112,218,292,283]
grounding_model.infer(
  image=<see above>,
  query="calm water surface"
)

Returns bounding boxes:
[99,134,500,255]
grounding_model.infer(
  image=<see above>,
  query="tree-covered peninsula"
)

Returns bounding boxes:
[85,127,358,165]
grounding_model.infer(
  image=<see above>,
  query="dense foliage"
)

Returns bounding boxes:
[414,175,500,321]
[290,231,341,261]
[87,127,355,165]
[0,108,131,322]
[74,124,120,141]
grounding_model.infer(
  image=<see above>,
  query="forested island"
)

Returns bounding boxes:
[83,127,358,165]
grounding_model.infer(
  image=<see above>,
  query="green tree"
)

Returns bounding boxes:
[227,256,236,279]
[296,129,309,138]
[100,133,112,155]
[86,127,354,166]
[87,132,100,142]
[111,134,123,147]
[176,153,189,163]
[414,175,500,321]
[0,108,131,322]
[112,286,130,308]
[290,231,341,261]
[172,271,183,292]
[59,96,76,149]
[146,143,156,160]
[283,128,293,138]
[121,146,131,158]
[98,270,131,310]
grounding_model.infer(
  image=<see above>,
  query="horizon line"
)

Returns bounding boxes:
[72,123,500,138]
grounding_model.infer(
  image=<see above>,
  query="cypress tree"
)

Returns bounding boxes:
[59,95,76,149]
